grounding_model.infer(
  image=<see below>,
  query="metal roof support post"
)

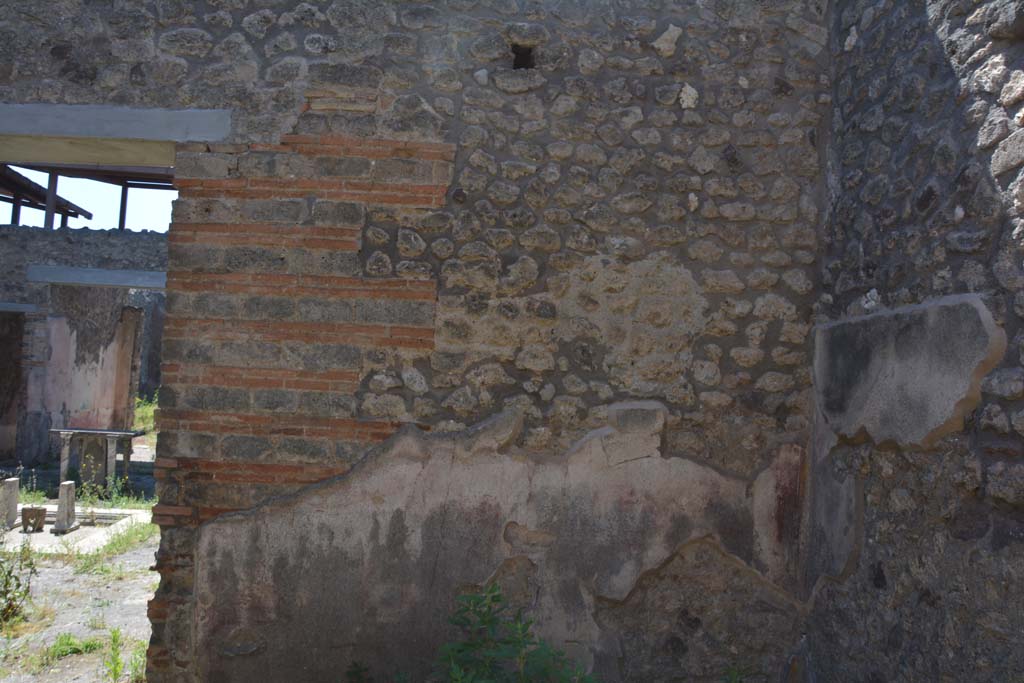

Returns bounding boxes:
[118,183,128,231]
[43,172,57,229]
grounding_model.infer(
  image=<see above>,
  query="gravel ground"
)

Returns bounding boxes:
[0,535,158,682]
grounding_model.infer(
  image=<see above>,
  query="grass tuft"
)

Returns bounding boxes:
[128,638,147,682]
[72,522,158,576]
[25,632,104,673]
[47,632,104,658]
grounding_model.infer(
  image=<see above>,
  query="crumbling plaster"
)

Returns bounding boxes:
[195,401,807,682]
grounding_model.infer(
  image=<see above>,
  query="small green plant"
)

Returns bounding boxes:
[0,541,37,625]
[76,476,155,513]
[343,586,592,682]
[104,627,125,682]
[128,638,147,682]
[46,632,104,658]
[18,488,46,506]
[17,467,47,505]
[436,583,594,683]
[24,631,103,673]
[0,629,23,675]
[133,393,158,433]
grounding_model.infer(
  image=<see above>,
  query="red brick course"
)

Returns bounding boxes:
[151,128,449,678]
[166,271,435,300]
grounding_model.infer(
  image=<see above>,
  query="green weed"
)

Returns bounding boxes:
[25,631,103,673]
[16,467,47,504]
[71,522,158,576]
[128,638,147,682]
[346,584,594,683]
[0,541,37,626]
[104,627,125,682]
[133,393,157,433]
[46,632,104,658]
[78,477,155,512]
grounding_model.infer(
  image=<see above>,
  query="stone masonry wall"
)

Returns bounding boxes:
[343,1,831,489]
[809,1,1024,680]
[149,4,829,680]
[0,2,834,680]
[0,225,167,305]
[8,1,1024,681]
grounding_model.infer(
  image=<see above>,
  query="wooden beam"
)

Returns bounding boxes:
[10,194,20,225]
[43,173,57,229]
[0,135,176,168]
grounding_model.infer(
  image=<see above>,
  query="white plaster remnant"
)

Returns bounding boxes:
[845,26,858,51]
[679,83,699,109]
[814,295,1006,448]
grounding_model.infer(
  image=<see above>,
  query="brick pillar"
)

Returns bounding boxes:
[147,133,453,680]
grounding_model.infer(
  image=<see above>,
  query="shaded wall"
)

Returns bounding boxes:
[196,405,807,682]
[131,289,165,400]
[0,313,24,460]
[808,1,1024,680]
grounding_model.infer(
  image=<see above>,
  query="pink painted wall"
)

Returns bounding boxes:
[39,312,138,431]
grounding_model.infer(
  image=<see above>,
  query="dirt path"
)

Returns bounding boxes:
[1,536,158,682]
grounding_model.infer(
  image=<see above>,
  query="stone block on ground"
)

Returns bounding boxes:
[21,507,45,533]
[0,478,16,529]
[52,481,79,535]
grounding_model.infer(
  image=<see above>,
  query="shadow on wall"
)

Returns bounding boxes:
[193,403,808,683]
[0,313,25,460]
[808,2,1024,681]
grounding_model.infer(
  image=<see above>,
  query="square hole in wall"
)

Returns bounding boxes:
[511,44,535,70]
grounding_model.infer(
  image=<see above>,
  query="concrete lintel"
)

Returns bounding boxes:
[26,265,166,290]
[0,302,38,313]
[0,104,232,142]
